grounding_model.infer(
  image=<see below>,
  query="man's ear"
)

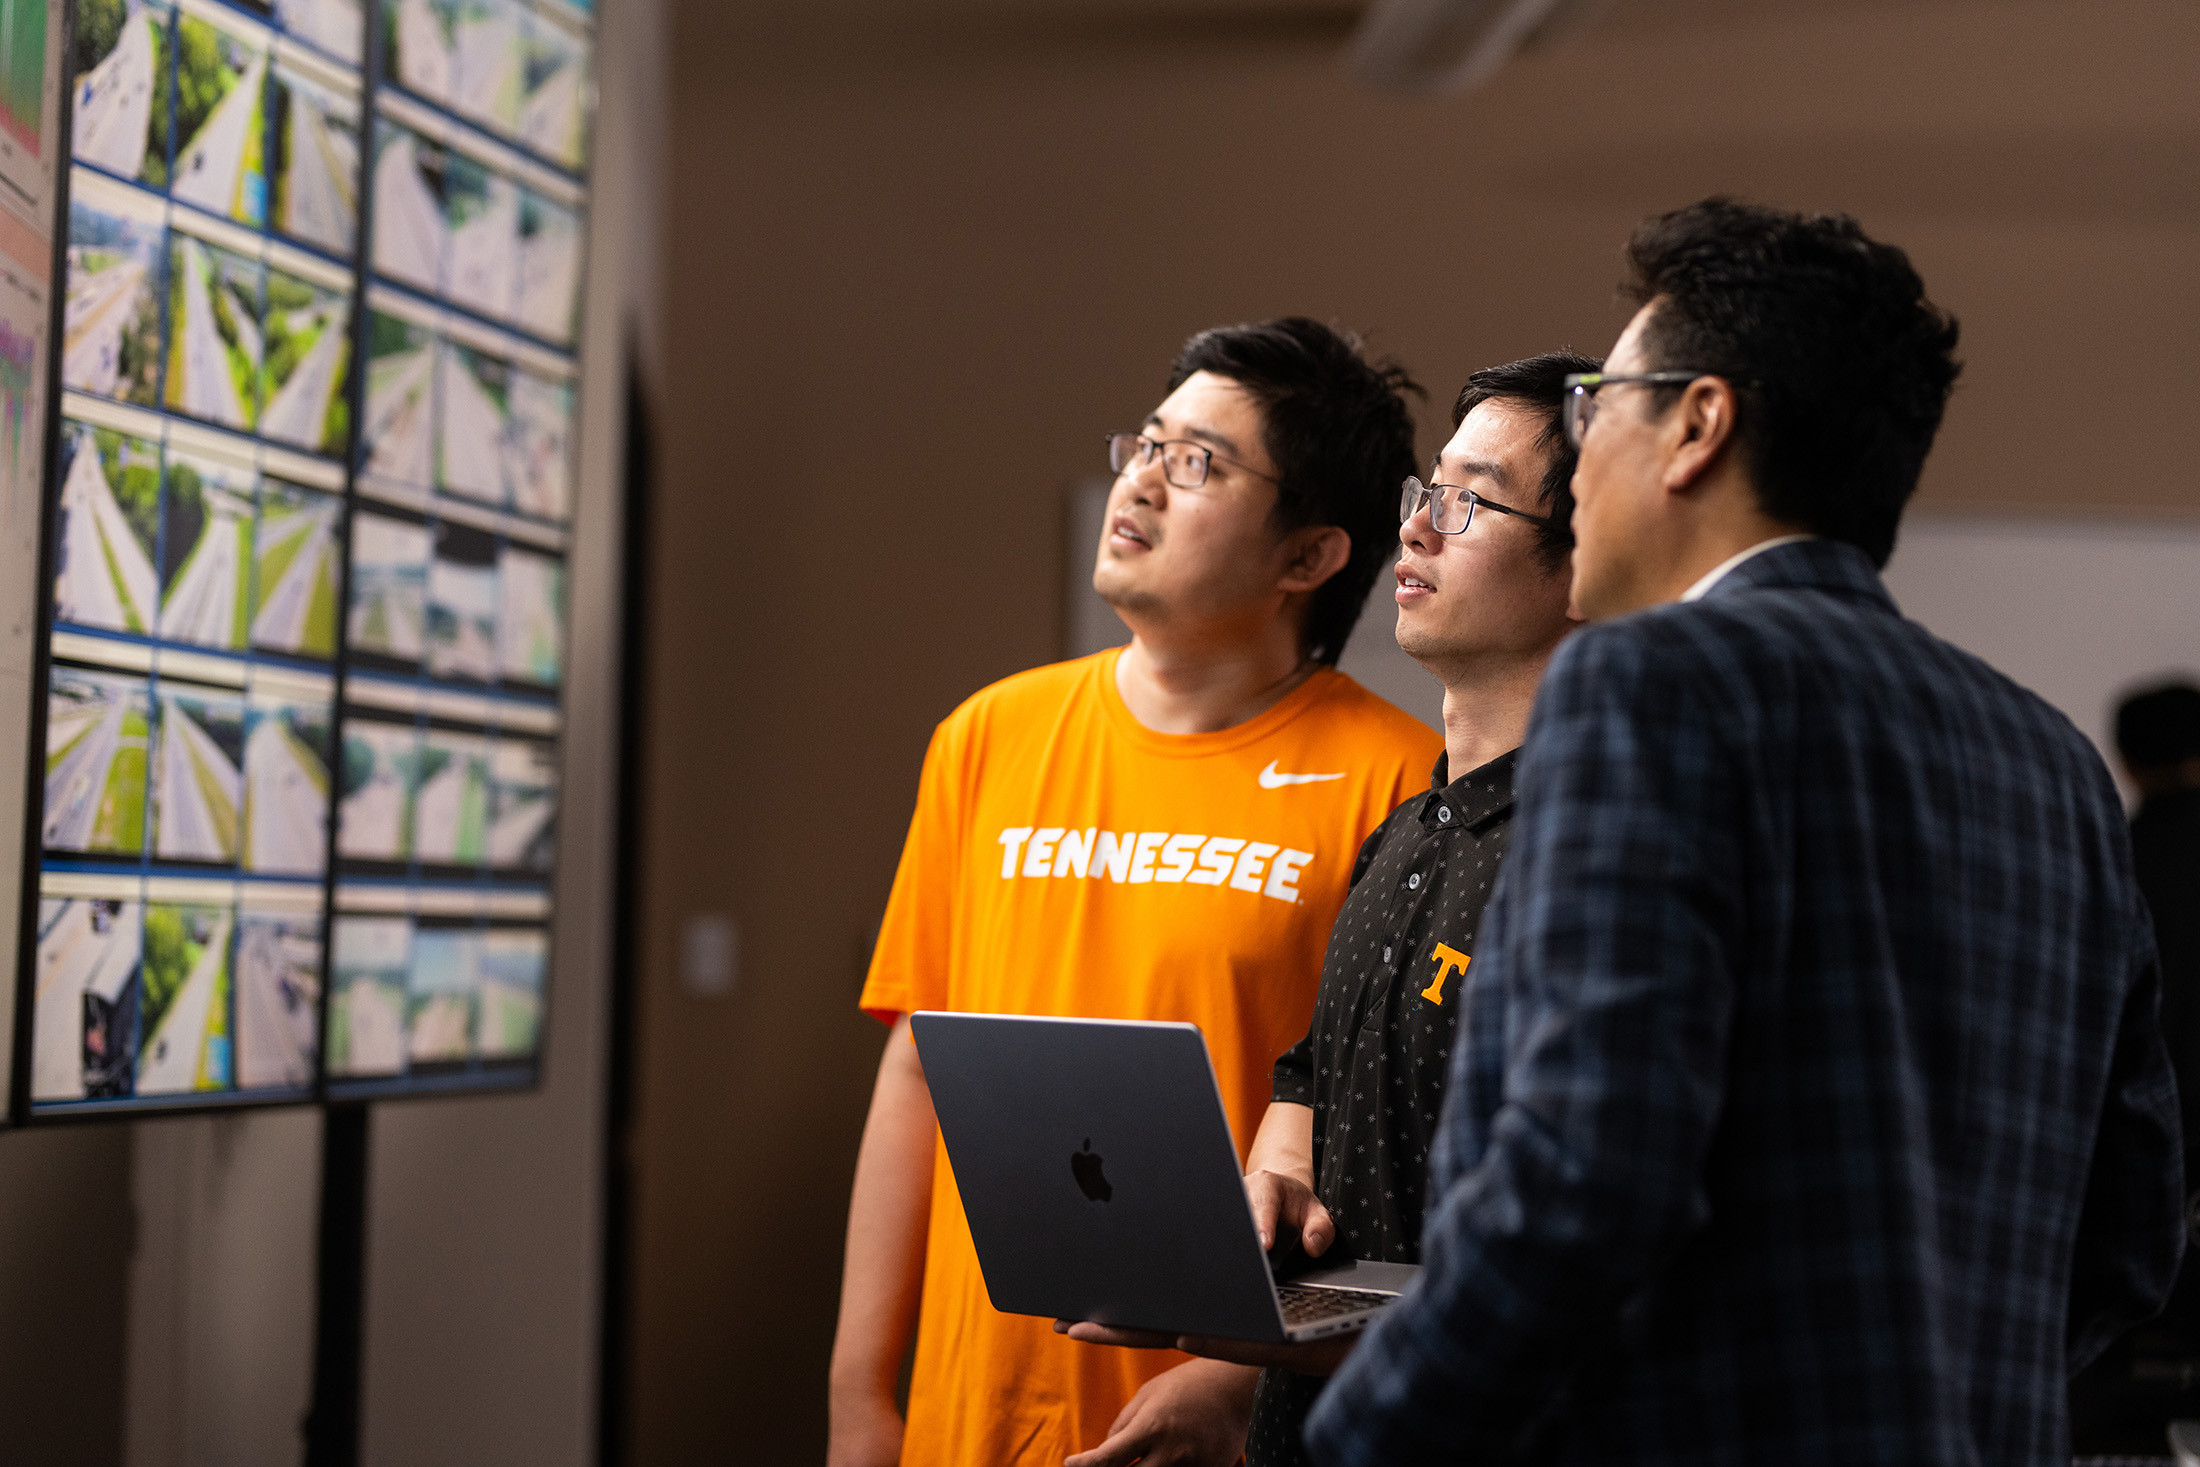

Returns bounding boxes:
[1662,376,1741,496]
[1278,525,1352,594]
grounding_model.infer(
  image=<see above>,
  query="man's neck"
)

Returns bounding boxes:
[1435,645,1560,780]
[1114,628,1316,735]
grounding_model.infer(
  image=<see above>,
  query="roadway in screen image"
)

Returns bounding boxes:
[391,0,455,103]
[170,13,267,225]
[444,155,516,320]
[487,736,554,870]
[505,368,570,519]
[452,0,521,133]
[64,198,164,401]
[347,510,430,661]
[44,668,152,855]
[165,236,261,431]
[330,915,410,1075]
[519,15,585,169]
[33,897,143,1102]
[261,269,351,452]
[407,927,478,1063]
[271,63,358,254]
[251,483,340,656]
[152,688,244,864]
[371,122,446,292]
[235,911,319,1087]
[72,0,169,185]
[477,927,544,1059]
[337,718,418,861]
[136,903,233,1094]
[436,342,508,505]
[428,527,499,682]
[52,423,161,634]
[243,696,330,875]
[363,312,433,485]
[497,545,562,686]
[516,191,578,344]
[414,731,488,867]
[159,459,254,648]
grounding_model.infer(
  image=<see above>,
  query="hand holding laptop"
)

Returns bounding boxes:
[1056,1316,1362,1376]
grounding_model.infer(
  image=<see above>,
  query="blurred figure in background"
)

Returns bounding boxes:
[828,319,1441,1467]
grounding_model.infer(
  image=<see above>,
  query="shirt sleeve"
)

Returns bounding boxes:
[2067,869,2186,1370]
[1307,625,1745,1463]
[1271,818,1397,1106]
[858,714,972,1026]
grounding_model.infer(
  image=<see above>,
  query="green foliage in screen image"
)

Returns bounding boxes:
[75,0,125,75]
[162,458,206,584]
[172,17,240,166]
[145,23,173,188]
[139,904,202,1039]
[96,428,162,558]
[369,311,420,359]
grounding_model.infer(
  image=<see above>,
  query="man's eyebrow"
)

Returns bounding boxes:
[1146,413,1245,460]
[1438,455,1510,487]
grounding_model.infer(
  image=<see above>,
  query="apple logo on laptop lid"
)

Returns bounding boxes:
[1071,1139,1112,1202]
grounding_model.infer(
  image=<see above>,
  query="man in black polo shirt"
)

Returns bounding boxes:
[1062,351,1595,1467]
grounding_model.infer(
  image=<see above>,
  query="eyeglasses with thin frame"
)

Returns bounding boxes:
[1399,475,1560,535]
[1560,371,1718,448]
[1105,432,1279,490]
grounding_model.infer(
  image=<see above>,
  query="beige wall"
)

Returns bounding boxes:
[629,2,2200,1461]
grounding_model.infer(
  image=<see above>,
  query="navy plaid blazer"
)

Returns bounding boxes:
[1306,539,2183,1466]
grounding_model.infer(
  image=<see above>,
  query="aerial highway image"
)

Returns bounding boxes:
[347,510,430,661]
[390,0,457,105]
[159,452,255,649]
[165,233,263,431]
[235,906,320,1087]
[413,730,488,868]
[497,544,562,686]
[362,309,433,485]
[371,120,447,294]
[487,736,554,871]
[445,156,517,320]
[437,342,508,505]
[251,481,341,657]
[44,668,152,856]
[428,521,499,681]
[170,10,268,226]
[505,367,570,519]
[261,266,352,453]
[275,0,363,65]
[152,684,244,865]
[64,190,165,402]
[337,717,420,862]
[329,914,410,1076]
[71,0,171,186]
[52,421,162,634]
[33,896,143,1101]
[452,0,524,134]
[243,691,331,875]
[269,59,359,254]
[516,189,578,343]
[135,901,234,1094]
[518,11,586,169]
[407,926,479,1064]
[477,928,545,1059]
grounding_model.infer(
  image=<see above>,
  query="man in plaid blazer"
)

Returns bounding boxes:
[1306,200,2185,1465]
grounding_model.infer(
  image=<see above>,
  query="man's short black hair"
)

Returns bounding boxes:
[2117,682,2200,771]
[1620,198,1963,568]
[1451,350,1601,573]
[1168,318,1421,665]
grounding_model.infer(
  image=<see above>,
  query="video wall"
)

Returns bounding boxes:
[18,0,591,1118]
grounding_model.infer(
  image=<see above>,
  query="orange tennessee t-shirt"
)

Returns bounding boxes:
[860,649,1441,1467]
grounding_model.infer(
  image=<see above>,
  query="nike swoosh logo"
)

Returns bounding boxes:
[1259,760,1347,789]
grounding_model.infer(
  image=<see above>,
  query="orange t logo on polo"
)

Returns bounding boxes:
[1422,943,1470,1005]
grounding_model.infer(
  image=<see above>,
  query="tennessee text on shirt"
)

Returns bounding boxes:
[995,827,1315,904]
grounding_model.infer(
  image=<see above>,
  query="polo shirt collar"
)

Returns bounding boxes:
[1420,747,1517,834]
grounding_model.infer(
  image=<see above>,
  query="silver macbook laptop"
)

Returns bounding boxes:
[910,1011,1419,1343]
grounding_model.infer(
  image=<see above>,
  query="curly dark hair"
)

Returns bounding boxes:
[1620,198,1963,567]
[1168,318,1422,664]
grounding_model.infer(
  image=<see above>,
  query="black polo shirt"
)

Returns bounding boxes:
[1246,748,1516,1467]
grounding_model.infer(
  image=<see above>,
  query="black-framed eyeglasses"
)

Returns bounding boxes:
[1560,371,1718,448]
[1399,475,1560,536]
[1104,432,1279,490]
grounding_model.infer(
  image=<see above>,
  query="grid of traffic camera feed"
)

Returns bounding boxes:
[33,0,589,1115]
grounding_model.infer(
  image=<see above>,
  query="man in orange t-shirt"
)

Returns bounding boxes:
[829,318,1441,1467]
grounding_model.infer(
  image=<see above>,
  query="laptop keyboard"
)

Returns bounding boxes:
[1278,1284,1397,1325]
